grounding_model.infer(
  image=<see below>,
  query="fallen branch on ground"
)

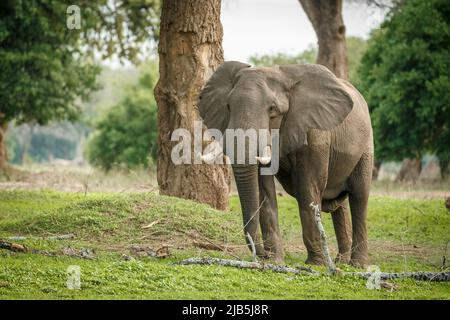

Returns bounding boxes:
[0,240,94,259]
[178,257,450,282]
[0,241,28,253]
[178,257,320,275]
[346,271,450,282]
[0,240,56,256]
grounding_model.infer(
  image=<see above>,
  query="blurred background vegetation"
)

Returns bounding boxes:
[1,0,449,185]
[2,33,370,171]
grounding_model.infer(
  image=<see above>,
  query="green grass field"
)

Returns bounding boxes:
[0,190,449,299]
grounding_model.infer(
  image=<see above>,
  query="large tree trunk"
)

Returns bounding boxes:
[299,0,349,79]
[154,0,230,210]
[0,120,8,172]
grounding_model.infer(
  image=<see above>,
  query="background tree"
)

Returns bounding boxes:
[155,0,230,210]
[87,61,158,171]
[357,0,450,176]
[5,65,140,166]
[346,36,367,84]
[0,0,160,172]
[0,1,97,171]
[298,0,348,79]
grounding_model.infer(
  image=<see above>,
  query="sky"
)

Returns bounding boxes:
[221,0,386,63]
[106,1,386,68]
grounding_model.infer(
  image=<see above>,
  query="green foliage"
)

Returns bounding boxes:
[0,191,448,299]
[1,253,448,299]
[249,46,317,66]
[0,190,241,245]
[357,0,450,163]
[5,65,141,165]
[76,0,161,62]
[249,37,367,83]
[0,0,100,125]
[81,66,140,122]
[0,0,160,126]
[86,62,158,170]
[346,36,368,83]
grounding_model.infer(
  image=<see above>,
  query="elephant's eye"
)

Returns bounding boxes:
[226,103,230,111]
[269,104,278,118]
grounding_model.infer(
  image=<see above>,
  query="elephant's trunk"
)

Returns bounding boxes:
[232,164,265,257]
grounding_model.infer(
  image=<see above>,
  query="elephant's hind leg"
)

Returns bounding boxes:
[331,203,352,264]
[322,196,352,264]
[258,171,284,262]
[348,152,373,268]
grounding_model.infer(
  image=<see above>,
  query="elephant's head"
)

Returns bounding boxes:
[198,61,353,253]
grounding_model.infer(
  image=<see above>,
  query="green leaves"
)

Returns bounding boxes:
[0,0,160,126]
[249,46,317,67]
[86,61,158,170]
[357,0,450,164]
[0,1,100,125]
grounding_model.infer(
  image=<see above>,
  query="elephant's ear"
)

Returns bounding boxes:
[279,64,353,155]
[198,61,251,132]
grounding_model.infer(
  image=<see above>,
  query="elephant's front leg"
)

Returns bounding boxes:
[258,171,284,262]
[293,145,330,265]
[295,179,327,265]
[297,199,326,265]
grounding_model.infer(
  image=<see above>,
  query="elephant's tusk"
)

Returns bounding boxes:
[200,141,223,163]
[255,156,271,165]
[255,146,271,165]
[201,152,219,162]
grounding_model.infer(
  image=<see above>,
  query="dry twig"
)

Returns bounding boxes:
[246,232,257,262]
[310,202,336,274]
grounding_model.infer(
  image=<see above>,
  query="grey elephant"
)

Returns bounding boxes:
[198,61,373,267]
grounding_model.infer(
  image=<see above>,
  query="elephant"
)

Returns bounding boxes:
[198,61,374,267]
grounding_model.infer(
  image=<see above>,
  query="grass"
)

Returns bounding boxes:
[236,194,449,245]
[0,190,449,299]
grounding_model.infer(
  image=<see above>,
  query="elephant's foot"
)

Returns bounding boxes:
[269,253,284,264]
[335,252,351,265]
[258,250,284,264]
[349,253,369,268]
[305,253,326,266]
[254,248,268,258]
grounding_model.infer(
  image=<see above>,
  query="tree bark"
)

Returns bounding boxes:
[0,120,8,172]
[299,0,349,79]
[154,0,230,210]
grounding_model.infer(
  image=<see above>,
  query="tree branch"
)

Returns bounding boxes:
[178,257,320,275]
[178,257,450,282]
